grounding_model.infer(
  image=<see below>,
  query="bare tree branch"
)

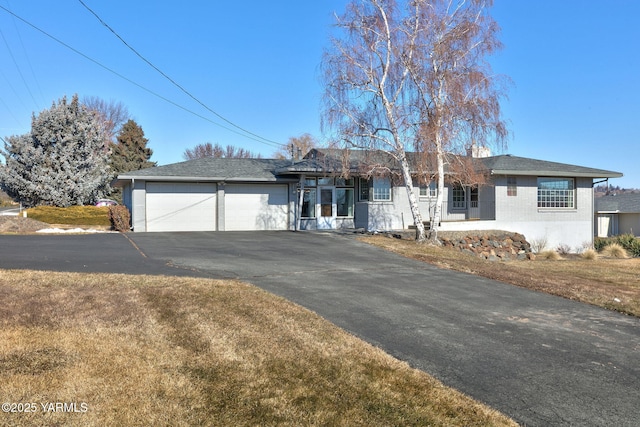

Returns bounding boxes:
[322,0,508,242]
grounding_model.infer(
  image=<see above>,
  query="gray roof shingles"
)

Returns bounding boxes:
[477,155,622,178]
[116,157,297,182]
[595,193,640,213]
[116,150,623,183]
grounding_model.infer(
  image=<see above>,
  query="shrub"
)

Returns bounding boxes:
[108,205,130,232]
[594,234,640,257]
[594,237,610,252]
[26,205,111,226]
[615,234,640,257]
[538,250,562,260]
[556,244,572,255]
[529,236,548,253]
[580,249,598,260]
[600,243,629,259]
[626,239,640,257]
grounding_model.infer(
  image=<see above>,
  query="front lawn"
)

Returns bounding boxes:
[25,205,111,226]
[0,270,516,426]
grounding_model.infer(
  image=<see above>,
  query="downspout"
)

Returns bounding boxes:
[296,174,305,231]
[131,178,135,231]
[591,178,608,246]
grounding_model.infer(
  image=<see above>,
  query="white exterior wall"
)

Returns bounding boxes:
[357,185,449,231]
[131,180,147,232]
[357,184,488,231]
[224,184,289,231]
[438,176,595,251]
[359,175,596,250]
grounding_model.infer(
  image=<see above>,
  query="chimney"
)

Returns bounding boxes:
[467,142,491,158]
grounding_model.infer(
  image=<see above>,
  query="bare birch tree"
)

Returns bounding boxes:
[322,0,507,242]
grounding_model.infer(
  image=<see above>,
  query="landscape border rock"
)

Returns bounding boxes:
[439,231,534,261]
[376,229,535,261]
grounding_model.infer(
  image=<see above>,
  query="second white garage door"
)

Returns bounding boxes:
[224,184,289,230]
[146,182,216,232]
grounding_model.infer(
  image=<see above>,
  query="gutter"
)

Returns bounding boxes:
[491,170,624,179]
[114,175,299,183]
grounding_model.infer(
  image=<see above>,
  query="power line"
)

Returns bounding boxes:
[77,0,285,148]
[4,0,46,105]
[0,4,284,148]
[0,27,39,109]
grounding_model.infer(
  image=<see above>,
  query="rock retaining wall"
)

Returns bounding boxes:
[440,232,535,261]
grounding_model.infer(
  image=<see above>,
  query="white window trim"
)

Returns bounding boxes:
[418,181,437,199]
[336,187,355,217]
[537,177,576,209]
[372,176,392,202]
[452,185,466,210]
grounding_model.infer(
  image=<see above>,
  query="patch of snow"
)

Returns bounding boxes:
[36,228,114,234]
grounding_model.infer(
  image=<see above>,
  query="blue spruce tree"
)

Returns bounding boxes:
[0,94,111,207]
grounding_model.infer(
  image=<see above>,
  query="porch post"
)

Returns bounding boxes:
[296,174,305,231]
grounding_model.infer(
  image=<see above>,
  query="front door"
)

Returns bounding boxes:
[317,187,336,229]
[468,187,480,219]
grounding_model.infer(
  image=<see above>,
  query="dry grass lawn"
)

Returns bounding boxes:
[0,270,516,427]
[363,236,640,317]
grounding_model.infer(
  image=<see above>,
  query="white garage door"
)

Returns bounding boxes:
[225,184,288,230]
[146,182,216,232]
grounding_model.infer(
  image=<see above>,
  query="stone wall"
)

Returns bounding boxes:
[439,231,534,261]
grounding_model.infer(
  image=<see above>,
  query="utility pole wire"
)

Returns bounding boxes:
[78,0,285,148]
[0,4,280,147]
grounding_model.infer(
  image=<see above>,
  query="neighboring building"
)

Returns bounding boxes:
[595,193,640,237]
[114,149,622,249]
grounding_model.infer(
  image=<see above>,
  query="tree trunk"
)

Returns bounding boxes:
[399,152,426,242]
[428,141,445,244]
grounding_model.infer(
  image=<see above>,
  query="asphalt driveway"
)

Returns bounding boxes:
[1,231,639,426]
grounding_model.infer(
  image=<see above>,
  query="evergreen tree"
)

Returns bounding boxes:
[0,95,111,207]
[109,119,155,202]
[110,120,155,174]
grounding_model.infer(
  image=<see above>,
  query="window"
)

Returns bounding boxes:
[372,177,392,201]
[507,176,517,196]
[359,178,370,201]
[359,177,391,201]
[300,188,316,218]
[336,188,354,217]
[470,187,478,208]
[299,178,317,218]
[537,178,575,208]
[336,177,354,187]
[317,177,334,186]
[419,182,437,198]
[413,178,437,198]
[452,185,465,209]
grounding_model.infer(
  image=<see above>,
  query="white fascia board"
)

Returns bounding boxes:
[115,175,298,183]
[491,170,623,178]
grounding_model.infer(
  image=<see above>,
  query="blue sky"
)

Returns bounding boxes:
[1,1,638,187]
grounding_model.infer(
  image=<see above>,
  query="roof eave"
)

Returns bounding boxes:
[491,170,623,179]
[115,175,298,183]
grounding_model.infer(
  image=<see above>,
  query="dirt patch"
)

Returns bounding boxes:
[0,216,50,233]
